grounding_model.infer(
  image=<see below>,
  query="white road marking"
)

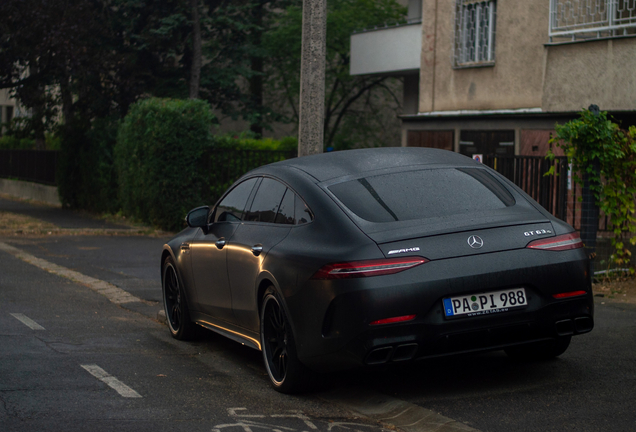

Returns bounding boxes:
[222,409,383,432]
[80,364,142,398]
[321,387,478,432]
[271,412,318,430]
[10,313,45,330]
[229,407,266,418]
[0,242,142,304]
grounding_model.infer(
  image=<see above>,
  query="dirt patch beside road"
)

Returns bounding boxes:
[593,278,636,305]
[0,211,57,233]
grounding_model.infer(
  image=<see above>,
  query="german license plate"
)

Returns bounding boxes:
[443,288,527,318]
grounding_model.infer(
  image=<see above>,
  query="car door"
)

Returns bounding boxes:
[227,178,295,332]
[189,177,258,321]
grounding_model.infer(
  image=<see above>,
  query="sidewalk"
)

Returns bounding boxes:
[0,195,130,231]
[0,194,171,320]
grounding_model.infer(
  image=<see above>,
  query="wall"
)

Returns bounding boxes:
[419,0,548,113]
[350,24,422,76]
[0,179,61,207]
[542,38,636,112]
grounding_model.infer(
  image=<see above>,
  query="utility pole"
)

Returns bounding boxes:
[298,0,326,157]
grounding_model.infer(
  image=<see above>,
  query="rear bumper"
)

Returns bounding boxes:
[286,248,593,371]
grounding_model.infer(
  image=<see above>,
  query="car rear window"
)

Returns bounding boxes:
[328,168,515,223]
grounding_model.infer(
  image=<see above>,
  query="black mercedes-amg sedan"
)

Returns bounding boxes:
[161,147,593,393]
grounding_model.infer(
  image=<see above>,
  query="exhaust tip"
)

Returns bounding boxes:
[365,347,393,365]
[574,316,594,333]
[555,319,574,336]
[392,343,418,362]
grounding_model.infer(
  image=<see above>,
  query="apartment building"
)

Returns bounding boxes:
[351,0,636,157]
[0,89,17,135]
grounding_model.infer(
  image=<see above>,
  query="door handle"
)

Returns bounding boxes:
[215,238,226,249]
[251,244,263,256]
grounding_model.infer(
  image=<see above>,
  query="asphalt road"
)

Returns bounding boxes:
[0,240,388,432]
[1,233,635,431]
[337,301,636,431]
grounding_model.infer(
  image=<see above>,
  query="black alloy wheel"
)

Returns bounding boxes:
[260,288,312,393]
[162,256,197,340]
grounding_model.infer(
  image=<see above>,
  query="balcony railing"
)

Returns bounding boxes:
[549,0,636,42]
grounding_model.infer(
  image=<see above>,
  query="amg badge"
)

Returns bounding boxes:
[388,247,421,255]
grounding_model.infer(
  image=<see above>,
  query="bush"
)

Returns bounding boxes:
[115,98,215,231]
[0,135,35,149]
[547,107,636,272]
[214,132,297,151]
[57,117,120,213]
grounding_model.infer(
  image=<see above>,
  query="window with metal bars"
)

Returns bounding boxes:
[549,0,636,42]
[454,0,496,67]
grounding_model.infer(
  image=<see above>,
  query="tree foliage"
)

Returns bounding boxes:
[547,108,636,272]
[1,0,407,145]
[264,0,407,148]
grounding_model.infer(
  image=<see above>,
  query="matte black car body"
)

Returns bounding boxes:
[161,148,593,390]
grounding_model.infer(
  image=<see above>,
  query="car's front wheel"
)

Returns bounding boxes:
[260,288,313,393]
[505,336,571,361]
[162,256,198,340]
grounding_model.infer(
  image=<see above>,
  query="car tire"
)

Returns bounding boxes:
[162,256,199,340]
[260,288,313,393]
[504,336,571,361]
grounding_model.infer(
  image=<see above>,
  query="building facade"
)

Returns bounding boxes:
[0,89,17,135]
[351,0,636,156]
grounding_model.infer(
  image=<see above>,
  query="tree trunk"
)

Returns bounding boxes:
[60,73,74,125]
[298,0,327,156]
[250,0,264,137]
[189,0,202,99]
[28,61,46,150]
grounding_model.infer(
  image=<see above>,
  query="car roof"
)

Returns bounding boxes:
[267,147,478,182]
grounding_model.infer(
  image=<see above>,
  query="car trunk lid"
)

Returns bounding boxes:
[376,219,555,260]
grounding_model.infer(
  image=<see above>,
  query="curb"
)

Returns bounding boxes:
[157,309,166,324]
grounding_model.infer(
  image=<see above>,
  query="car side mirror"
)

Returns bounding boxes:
[185,206,210,228]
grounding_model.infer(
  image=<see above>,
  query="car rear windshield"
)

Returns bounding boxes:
[328,168,515,223]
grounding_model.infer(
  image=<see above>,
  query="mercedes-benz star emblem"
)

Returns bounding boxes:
[467,235,484,249]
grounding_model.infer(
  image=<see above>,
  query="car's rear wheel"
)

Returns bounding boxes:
[260,288,313,393]
[505,336,571,361]
[162,256,198,340]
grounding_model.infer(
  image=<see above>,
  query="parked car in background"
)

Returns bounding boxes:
[161,147,594,393]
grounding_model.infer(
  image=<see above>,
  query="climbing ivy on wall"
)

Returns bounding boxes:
[546,107,636,273]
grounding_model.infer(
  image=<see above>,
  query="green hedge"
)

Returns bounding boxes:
[214,133,297,151]
[204,133,297,204]
[115,98,215,231]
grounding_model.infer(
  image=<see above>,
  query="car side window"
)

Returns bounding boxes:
[274,189,313,225]
[274,189,295,224]
[213,178,258,223]
[294,194,313,224]
[244,178,287,223]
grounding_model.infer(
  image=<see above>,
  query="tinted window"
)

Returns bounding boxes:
[214,178,258,223]
[328,168,514,223]
[294,195,312,224]
[272,190,313,225]
[275,189,295,225]
[245,178,287,223]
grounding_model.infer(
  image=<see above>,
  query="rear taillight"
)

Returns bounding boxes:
[311,257,428,280]
[527,232,583,251]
